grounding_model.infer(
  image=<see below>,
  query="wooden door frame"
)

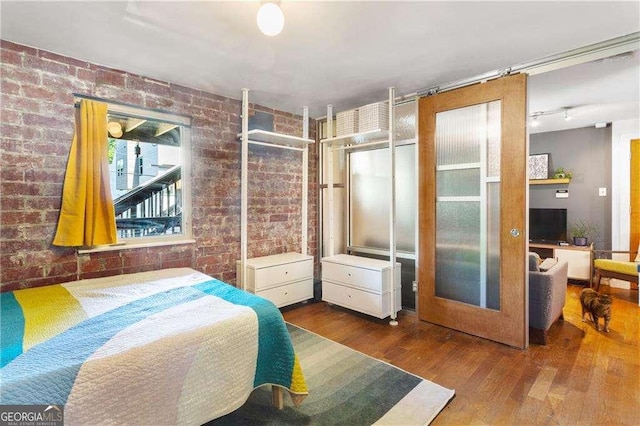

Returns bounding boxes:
[417,74,528,349]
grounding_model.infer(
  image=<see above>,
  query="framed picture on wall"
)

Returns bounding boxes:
[529,153,549,180]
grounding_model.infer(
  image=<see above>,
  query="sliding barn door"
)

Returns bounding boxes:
[418,74,528,348]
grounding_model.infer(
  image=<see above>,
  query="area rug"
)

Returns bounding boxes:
[209,323,454,425]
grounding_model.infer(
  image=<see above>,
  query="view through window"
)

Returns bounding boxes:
[105,108,191,242]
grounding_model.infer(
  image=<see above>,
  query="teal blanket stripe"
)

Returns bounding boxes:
[194,279,294,389]
[0,279,292,405]
[0,292,24,368]
[1,285,208,404]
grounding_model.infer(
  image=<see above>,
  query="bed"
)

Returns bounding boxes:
[0,268,308,425]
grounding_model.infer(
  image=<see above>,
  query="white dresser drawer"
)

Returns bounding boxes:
[254,259,312,290]
[258,279,313,308]
[322,261,382,292]
[322,281,400,319]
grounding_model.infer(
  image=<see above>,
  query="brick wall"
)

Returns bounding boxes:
[0,40,318,292]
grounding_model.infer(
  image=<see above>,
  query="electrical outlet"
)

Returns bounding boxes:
[598,187,607,197]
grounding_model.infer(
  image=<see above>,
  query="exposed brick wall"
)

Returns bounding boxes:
[0,40,318,292]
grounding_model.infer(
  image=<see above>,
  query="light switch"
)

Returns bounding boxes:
[598,187,607,197]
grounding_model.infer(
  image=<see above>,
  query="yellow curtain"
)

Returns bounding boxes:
[53,99,117,247]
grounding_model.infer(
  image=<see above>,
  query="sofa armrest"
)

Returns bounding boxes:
[529,261,568,330]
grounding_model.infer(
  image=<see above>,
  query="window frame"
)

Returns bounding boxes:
[76,96,194,253]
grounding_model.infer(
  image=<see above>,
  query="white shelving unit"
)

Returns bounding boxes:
[238,89,314,307]
[321,87,400,325]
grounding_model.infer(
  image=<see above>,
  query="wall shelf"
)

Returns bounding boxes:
[321,129,389,147]
[530,178,571,185]
[237,129,314,147]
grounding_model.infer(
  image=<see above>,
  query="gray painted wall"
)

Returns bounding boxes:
[530,126,612,249]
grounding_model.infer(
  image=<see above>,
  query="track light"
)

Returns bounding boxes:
[529,107,574,127]
[530,115,540,127]
[257,2,284,36]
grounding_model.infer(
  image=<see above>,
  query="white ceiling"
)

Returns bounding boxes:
[528,49,639,133]
[2,1,639,132]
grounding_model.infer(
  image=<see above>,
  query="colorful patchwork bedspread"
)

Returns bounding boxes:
[1,268,307,425]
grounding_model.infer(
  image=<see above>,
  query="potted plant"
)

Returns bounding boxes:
[569,220,598,246]
[553,167,572,180]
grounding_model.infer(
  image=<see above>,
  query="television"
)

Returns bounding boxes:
[529,208,567,244]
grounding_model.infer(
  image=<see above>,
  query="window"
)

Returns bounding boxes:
[97,99,192,245]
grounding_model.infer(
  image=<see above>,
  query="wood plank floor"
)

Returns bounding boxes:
[282,284,639,425]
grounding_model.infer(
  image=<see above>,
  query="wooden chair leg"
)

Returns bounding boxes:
[594,270,602,291]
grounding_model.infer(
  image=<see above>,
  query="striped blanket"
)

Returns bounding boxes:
[1,268,307,425]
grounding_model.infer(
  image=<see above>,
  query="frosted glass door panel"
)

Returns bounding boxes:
[322,144,345,184]
[435,201,481,305]
[350,144,415,252]
[437,169,480,197]
[486,182,501,310]
[395,101,416,142]
[435,101,501,309]
[486,102,502,178]
[436,105,483,166]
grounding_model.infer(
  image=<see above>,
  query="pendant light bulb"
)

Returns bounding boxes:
[257,2,284,36]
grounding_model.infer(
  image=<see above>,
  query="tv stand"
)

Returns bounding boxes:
[529,242,593,282]
[529,239,566,246]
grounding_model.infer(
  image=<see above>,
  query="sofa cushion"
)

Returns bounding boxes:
[539,257,558,272]
[529,252,541,272]
[594,258,638,275]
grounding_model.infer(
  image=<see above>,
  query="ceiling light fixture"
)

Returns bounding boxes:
[530,115,540,127]
[257,2,284,36]
[529,111,544,127]
[528,107,574,127]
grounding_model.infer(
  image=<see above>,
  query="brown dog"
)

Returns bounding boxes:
[580,288,613,332]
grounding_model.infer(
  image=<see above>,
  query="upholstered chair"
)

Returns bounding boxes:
[592,244,640,292]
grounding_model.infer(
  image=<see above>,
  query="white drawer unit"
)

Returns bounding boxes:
[237,252,313,308]
[555,247,592,281]
[321,254,401,319]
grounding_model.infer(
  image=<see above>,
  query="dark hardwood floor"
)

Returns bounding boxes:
[282,284,639,425]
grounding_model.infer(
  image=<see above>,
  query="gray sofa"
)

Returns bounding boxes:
[529,252,569,345]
